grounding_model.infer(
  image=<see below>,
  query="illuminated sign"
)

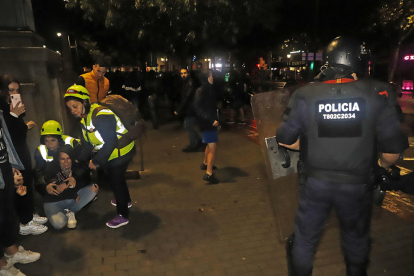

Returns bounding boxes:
[404,55,414,60]
[287,61,306,66]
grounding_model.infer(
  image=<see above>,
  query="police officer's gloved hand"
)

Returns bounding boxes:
[378,165,401,191]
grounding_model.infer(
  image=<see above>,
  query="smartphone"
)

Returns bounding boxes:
[10,94,22,108]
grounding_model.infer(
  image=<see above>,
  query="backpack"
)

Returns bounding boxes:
[91,95,145,149]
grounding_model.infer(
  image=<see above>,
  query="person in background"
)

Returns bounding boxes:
[194,70,221,184]
[76,57,111,103]
[121,68,143,107]
[145,70,162,129]
[0,75,48,236]
[226,71,246,124]
[175,68,202,152]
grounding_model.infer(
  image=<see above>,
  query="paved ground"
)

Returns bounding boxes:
[16,105,414,276]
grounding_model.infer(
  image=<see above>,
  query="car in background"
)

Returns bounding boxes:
[402,80,413,91]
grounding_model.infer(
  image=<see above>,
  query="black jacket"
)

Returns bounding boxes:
[194,71,220,132]
[38,145,90,203]
[0,98,32,184]
[176,77,197,117]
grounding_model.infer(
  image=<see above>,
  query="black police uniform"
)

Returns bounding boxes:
[276,77,408,276]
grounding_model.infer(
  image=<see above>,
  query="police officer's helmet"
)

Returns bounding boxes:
[323,36,368,74]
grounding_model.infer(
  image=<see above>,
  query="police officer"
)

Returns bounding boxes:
[276,36,409,276]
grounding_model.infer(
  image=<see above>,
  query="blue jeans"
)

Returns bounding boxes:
[44,185,97,229]
[184,117,201,147]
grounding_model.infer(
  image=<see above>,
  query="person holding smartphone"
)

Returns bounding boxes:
[0,75,47,236]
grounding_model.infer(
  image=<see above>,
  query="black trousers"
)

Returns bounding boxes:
[107,160,132,219]
[0,163,19,255]
[14,146,34,224]
[290,177,373,276]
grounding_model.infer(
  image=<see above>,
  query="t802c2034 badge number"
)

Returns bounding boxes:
[323,113,356,119]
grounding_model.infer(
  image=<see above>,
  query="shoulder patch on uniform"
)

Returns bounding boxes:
[379,91,388,97]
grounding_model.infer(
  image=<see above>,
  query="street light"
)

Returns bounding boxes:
[57,32,62,37]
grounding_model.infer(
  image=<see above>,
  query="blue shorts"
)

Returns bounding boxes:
[202,131,218,144]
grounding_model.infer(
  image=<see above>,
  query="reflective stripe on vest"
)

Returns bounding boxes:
[38,145,53,162]
[62,135,79,147]
[81,104,134,161]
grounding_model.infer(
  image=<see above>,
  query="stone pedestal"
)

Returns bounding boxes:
[0,30,70,162]
[0,0,35,31]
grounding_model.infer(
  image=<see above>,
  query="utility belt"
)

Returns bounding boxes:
[298,163,370,185]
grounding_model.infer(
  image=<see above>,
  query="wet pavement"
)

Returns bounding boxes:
[14,100,414,276]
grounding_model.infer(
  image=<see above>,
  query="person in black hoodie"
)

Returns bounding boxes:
[0,75,48,236]
[194,70,221,184]
[175,69,202,152]
[37,145,98,229]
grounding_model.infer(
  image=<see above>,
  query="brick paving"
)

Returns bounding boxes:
[15,109,414,276]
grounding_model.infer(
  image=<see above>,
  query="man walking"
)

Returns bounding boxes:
[175,69,202,152]
[194,70,220,184]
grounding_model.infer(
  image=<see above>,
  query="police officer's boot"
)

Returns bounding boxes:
[345,258,368,276]
[286,234,312,276]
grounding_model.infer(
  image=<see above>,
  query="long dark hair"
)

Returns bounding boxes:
[0,75,20,101]
[64,96,91,115]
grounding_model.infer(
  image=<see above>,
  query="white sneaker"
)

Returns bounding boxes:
[19,220,48,235]
[32,213,48,225]
[65,211,77,229]
[0,261,25,276]
[4,246,40,265]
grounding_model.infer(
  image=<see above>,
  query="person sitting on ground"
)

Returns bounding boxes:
[36,145,98,229]
[34,120,80,195]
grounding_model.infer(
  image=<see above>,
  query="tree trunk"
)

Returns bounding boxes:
[388,25,414,83]
[388,43,401,83]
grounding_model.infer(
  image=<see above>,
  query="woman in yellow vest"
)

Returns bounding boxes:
[64,85,135,228]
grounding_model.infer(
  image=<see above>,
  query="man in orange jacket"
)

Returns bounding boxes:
[76,57,111,103]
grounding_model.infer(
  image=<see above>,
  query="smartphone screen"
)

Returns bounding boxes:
[10,94,22,108]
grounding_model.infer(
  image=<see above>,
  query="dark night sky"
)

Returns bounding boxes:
[278,0,383,43]
[31,0,392,59]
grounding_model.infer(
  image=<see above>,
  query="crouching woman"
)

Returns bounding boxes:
[35,145,98,229]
